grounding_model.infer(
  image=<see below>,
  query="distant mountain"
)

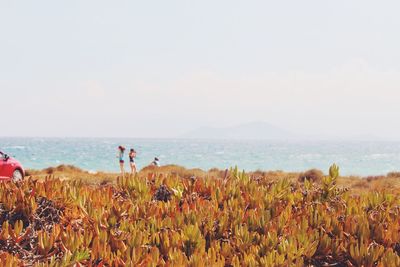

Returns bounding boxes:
[181,122,300,140]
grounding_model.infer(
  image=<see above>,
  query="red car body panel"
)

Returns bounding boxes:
[0,151,25,181]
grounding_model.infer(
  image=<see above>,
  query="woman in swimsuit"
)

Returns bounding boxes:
[129,148,137,175]
[117,146,125,177]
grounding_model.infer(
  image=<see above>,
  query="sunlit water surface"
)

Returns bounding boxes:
[1,138,400,176]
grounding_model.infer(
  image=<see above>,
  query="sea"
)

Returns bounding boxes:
[1,137,400,176]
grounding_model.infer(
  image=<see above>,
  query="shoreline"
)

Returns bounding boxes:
[3,138,400,177]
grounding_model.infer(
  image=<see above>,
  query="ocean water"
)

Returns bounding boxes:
[1,138,400,176]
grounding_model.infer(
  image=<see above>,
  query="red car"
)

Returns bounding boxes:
[0,151,25,182]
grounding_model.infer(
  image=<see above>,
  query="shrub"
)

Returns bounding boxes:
[298,169,324,183]
[365,176,384,182]
[43,165,85,174]
[152,184,172,202]
[352,180,370,189]
[387,172,400,178]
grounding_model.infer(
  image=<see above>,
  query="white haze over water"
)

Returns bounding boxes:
[1,1,400,139]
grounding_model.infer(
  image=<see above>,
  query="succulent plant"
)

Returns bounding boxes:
[0,164,399,265]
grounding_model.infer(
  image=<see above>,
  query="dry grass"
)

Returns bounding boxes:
[25,164,400,193]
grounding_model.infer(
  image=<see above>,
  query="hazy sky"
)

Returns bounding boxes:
[1,1,400,139]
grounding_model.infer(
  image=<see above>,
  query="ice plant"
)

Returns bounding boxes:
[0,165,399,265]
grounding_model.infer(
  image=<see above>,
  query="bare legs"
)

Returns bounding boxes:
[120,162,125,177]
[130,162,136,176]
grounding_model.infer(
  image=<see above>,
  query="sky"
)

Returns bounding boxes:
[1,0,400,139]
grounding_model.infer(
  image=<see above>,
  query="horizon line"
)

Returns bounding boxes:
[0,135,399,142]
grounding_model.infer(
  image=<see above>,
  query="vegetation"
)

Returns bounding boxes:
[298,169,324,183]
[1,164,400,266]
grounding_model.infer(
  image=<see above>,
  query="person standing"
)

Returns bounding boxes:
[117,146,126,177]
[129,148,137,175]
